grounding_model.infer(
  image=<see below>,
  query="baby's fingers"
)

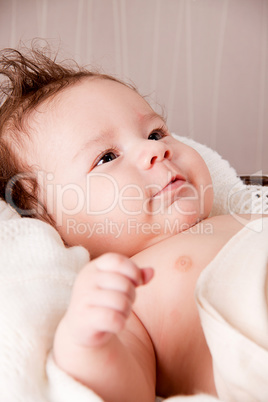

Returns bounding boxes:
[86,306,127,337]
[140,266,154,285]
[96,253,153,287]
[94,271,136,302]
[88,288,133,317]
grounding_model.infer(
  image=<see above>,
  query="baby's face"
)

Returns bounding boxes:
[24,78,213,257]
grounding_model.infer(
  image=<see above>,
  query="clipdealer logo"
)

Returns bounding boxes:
[65,217,214,239]
[5,170,212,225]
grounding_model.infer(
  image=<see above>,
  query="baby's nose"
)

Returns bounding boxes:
[136,140,173,170]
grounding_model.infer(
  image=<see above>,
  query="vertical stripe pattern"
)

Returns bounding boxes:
[0,0,267,174]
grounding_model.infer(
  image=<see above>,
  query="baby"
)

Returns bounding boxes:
[0,46,267,402]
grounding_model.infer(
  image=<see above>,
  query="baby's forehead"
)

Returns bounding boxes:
[26,77,163,155]
[38,77,157,122]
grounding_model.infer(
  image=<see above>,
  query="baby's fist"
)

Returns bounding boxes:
[60,253,153,348]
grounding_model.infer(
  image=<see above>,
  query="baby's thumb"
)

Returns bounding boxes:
[140,267,154,285]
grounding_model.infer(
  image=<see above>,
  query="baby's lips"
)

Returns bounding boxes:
[152,174,186,198]
[140,267,154,285]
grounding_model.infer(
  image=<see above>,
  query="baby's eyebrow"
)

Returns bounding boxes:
[72,131,113,162]
[72,112,166,162]
[141,111,167,124]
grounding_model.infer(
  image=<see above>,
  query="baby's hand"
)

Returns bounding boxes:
[53,254,155,400]
[58,253,154,349]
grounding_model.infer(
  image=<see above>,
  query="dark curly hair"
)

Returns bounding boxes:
[0,44,129,224]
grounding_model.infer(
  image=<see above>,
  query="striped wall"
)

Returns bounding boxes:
[0,0,267,174]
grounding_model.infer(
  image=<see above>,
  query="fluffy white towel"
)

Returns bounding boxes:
[196,218,268,401]
[0,210,90,402]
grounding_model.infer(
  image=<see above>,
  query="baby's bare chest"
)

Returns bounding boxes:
[130,215,249,395]
[132,232,217,340]
[131,216,244,348]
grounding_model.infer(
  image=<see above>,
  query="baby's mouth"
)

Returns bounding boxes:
[153,175,186,198]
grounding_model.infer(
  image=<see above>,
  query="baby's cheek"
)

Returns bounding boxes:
[86,175,118,213]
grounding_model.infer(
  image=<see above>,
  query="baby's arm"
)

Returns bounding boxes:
[53,253,155,402]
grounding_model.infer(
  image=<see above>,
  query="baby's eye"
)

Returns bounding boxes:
[96,151,118,166]
[148,129,167,141]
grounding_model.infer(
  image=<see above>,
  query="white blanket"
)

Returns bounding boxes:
[0,136,267,402]
[196,218,268,401]
[0,214,91,402]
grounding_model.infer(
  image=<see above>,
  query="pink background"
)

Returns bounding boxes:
[0,0,267,174]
